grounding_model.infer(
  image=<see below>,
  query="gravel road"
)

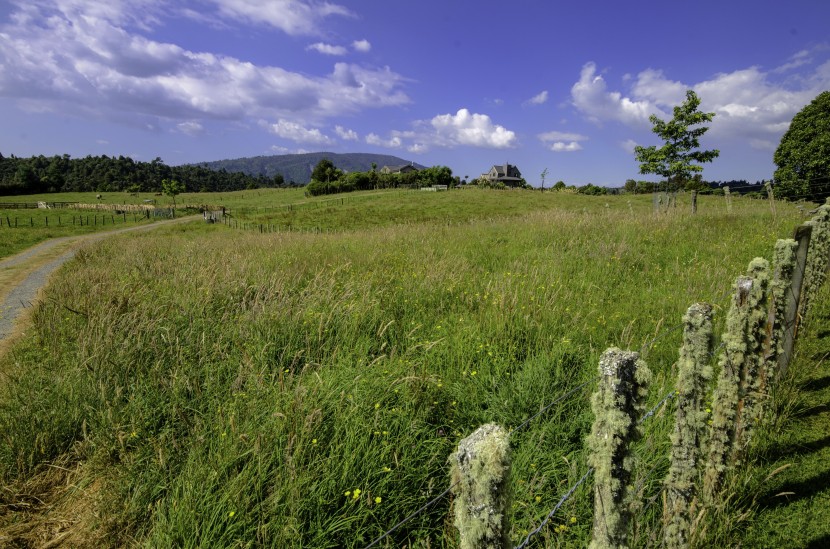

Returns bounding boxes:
[0,216,198,343]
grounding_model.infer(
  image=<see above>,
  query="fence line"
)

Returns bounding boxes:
[367,201,830,548]
[514,468,594,549]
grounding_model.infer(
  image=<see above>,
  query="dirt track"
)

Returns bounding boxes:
[0,216,199,353]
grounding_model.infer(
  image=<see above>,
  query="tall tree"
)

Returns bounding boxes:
[634,90,719,191]
[162,178,185,216]
[773,91,830,201]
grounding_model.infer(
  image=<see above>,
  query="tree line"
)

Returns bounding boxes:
[305,159,455,196]
[0,153,286,196]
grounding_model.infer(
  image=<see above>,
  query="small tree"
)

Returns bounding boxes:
[774,91,830,201]
[162,178,185,215]
[634,90,719,191]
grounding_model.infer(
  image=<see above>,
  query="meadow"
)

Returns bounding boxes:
[0,189,806,547]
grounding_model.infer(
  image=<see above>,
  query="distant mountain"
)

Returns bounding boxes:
[195,152,426,185]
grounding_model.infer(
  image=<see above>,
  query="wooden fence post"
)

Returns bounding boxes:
[799,207,830,322]
[588,348,651,549]
[763,239,798,398]
[664,303,714,549]
[734,258,771,457]
[779,225,811,378]
[691,190,698,214]
[723,186,732,213]
[703,259,770,500]
[450,423,511,549]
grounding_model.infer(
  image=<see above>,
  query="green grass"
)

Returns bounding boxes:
[0,189,807,547]
[0,207,162,259]
[698,282,830,548]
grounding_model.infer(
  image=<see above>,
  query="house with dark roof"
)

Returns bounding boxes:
[380,164,419,175]
[481,163,524,187]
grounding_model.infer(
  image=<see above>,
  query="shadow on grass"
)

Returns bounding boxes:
[757,465,830,510]
[761,433,830,462]
[799,374,830,392]
[807,533,830,548]
[793,402,830,419]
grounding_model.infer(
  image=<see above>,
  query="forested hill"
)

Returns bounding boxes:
[195,152,425,185]
[0,153,274,196]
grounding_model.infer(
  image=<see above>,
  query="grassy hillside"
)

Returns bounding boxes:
[0,190,806,547]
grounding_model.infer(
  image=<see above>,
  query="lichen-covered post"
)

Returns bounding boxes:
[664,303,714,549]
[450,423,511,549]
[764,239,798,398]
[691,190,698,214]
[733,258,771,458]
[779,225,812,378]
[800,207,830,322]
[724,186,732,213]
[703,274,754,502]
[588,348,651,549]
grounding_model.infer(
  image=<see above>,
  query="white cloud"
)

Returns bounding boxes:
[307,42,347,55]
[352,39,371,52]
[334,125,358,140]
[408,143,426,154]
[267,119,333,144]
[0,2,409,127]
[177,121,204,135]
[205,0,353,36]
[539,131,587,152]
[570,57,830,146]
[538,131,588,142]
[620,139,638,154]
[549,141,582,152]
[773,49,812,74]
[270,145,310,154]
[571,62,658,125]
[525,90,548,106]
[429,108,517,148]
[365,133,402,148]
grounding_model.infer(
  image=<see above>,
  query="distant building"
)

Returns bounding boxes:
[380,164,419,175]
[481,163,524,187]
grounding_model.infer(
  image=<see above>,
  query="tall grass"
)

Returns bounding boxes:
[0,192,803,547]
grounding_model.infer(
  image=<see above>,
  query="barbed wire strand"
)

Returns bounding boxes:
[511,377,597,435]
[362,481,458,549]
[639,390,678,426]
[639,321,686,356]
[514,468,595,549]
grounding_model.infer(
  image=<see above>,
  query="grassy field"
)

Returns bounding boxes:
[0,189,807,547]
[0,207,164,260]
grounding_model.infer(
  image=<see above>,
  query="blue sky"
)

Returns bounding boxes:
[1,0,829,186]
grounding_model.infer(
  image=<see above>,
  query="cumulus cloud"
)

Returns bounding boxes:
[571,62,658,125]
[538,131,588,142]
[524,90,548,106]
[549,141,582,152]
[177,121,204,135]
[0,1,409,127]
[307,42,347,55]
[429,108,517,148]
[365,133,402,148]
[271,145,310,154]
[352,39,371,52]
[334,125,358,140]
[570,57,830,146]
[267,119,333,144]
[205,0,353,35]
[620,139,639,154]
[538,130,588,153]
